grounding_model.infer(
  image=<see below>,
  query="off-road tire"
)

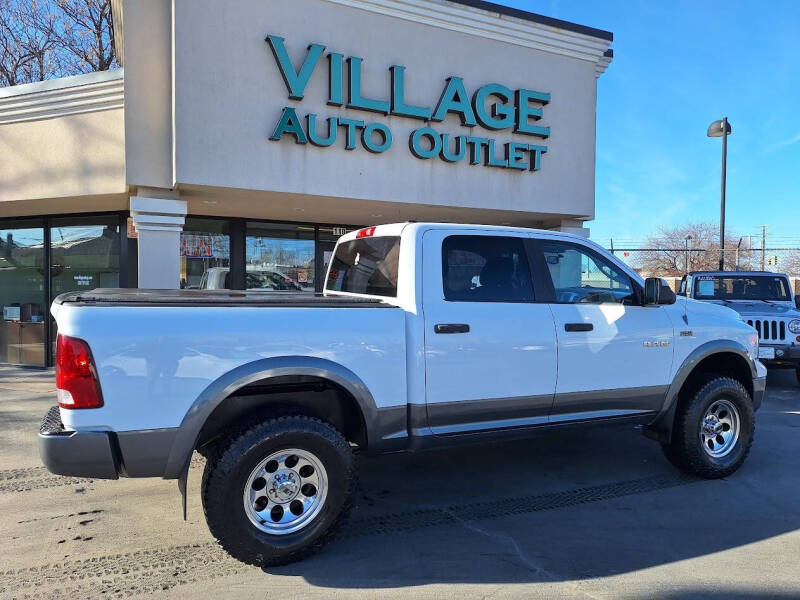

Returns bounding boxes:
[661,376,755,479]
[201,415,356,567]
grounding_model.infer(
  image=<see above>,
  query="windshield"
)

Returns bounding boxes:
[325,236,401,297]
[693,275,791,301]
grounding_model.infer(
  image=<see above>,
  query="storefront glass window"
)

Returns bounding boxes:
[316,225,358,290]
[49,216,122,360]
[246,223,315,292]
[50,216,121,296]
[181,218,231,289]
[0,221,46,366]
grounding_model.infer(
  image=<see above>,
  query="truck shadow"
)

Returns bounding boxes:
[270,370,800,589]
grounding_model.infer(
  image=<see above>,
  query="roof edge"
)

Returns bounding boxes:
[0,69,124,125]
[0,68,123,100]
[326,0,612,67]
[447,0,613,41]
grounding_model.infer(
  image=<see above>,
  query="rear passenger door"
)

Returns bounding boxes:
[532,238,674,418]
[422,230,557,434]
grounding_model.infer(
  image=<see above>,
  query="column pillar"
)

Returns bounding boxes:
[130,195,187,289]
[549,218,590,239]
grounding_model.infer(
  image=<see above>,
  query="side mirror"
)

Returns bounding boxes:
[644,277,677,306]
[795,294,800,310]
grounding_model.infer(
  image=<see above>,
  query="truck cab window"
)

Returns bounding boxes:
[541,241,634,304]
[442,235,533,302]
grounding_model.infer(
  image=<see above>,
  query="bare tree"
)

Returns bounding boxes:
[0,0,60,86]
[634,222,751,277]
[0,0,115,87]
[783,250,800,275]
[0,0,27,86]
[55,0,115,73]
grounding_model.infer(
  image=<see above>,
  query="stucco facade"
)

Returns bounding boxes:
[0,0,612,366]
[172,0,603,221]
[0,70,127,216]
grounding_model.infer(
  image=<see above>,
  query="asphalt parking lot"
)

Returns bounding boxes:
[0,367,798,599]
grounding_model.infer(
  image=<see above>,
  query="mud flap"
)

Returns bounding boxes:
[177,459,190,520]
[643,400,679,444]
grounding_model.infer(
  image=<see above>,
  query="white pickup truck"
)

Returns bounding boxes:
[40,223,766,566]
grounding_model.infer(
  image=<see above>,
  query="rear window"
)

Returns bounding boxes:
[325,237,401,297]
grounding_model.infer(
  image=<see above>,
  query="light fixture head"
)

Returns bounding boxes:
[707,118,732,137]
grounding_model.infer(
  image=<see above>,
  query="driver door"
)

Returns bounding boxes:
[536,239,675,418]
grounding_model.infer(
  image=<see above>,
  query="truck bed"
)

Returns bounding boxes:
[53,289,392,308]
[52,288,406,434]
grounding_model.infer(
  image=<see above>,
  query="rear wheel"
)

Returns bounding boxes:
[201,415,356,566]
[661,376,754,479]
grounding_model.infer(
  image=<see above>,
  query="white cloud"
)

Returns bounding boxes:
[766,131,800,153]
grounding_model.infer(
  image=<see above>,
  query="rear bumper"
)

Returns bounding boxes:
[38,406,119,479]
[38,406,178,479]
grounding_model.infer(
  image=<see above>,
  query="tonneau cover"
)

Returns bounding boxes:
[53,288,391,308]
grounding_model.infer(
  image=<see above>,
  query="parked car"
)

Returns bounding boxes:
[40,223,765,566]
[197,266,309,292]
[679,270,800,383]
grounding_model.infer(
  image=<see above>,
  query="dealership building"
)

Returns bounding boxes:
[0,0,613,366]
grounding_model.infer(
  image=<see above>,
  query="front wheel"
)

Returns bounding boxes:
[201,415,356,566]
[661,376,755,479]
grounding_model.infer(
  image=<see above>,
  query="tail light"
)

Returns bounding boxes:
[356,226,376,238]
[56,334,104,409]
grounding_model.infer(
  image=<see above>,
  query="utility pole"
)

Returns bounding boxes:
[757,225,770,271]
[735,237,743,271]
[684,235,692,276]
[610,238,614,256]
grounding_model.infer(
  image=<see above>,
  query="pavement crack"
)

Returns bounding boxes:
[441,505,555,580]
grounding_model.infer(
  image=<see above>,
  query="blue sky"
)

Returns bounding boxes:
[500,0,800,249]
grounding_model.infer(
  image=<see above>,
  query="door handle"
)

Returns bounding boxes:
[434,323,470,334]
[564,323,593,332]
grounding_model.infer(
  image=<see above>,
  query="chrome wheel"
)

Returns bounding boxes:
[699,399,740,458]
[243,448,328,535]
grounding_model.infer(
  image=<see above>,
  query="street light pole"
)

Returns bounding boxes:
[707,117,732,271]
[719,116,728,271]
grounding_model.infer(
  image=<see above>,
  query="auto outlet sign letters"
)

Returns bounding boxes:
[266,35,550,172]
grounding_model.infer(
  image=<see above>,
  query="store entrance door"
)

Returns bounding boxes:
[0,220,46,367]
